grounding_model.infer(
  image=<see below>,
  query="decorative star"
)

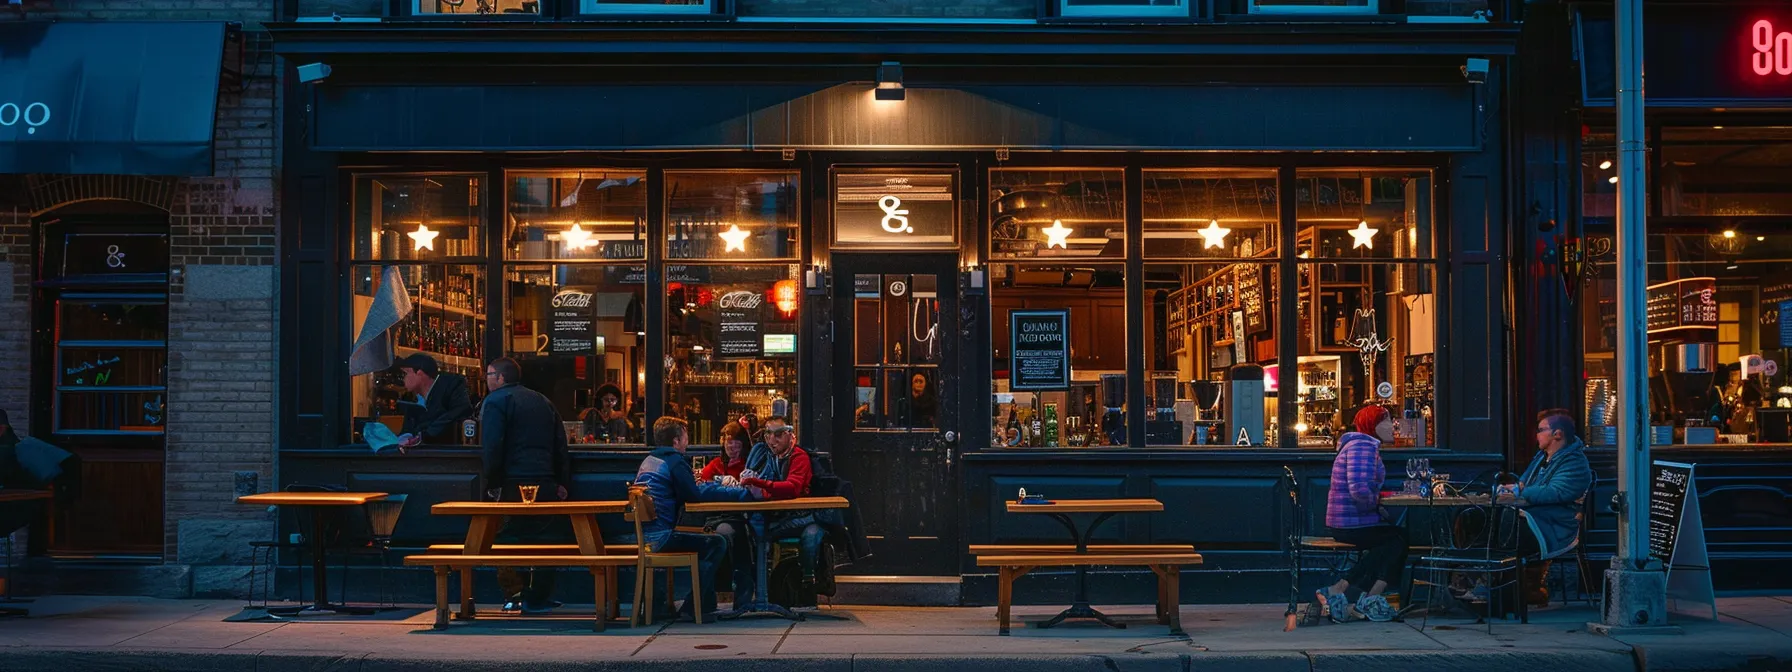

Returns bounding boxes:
[1348,220,1378,250]
[1042,220,1074,249]
[408,224,439,252]
[1197,219,1231,249]
[718,224,750,253]
[561,223,594,250]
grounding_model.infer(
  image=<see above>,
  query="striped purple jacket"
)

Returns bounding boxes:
[1326,432,1386,529]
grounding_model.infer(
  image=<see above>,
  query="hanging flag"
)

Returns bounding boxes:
[349,266,414,375]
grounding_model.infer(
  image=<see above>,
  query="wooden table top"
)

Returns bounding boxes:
[237,492,389,506]
[1005,498,1165,514]
[430,500,629,516]
[0,489,52,503]
[686,496,851,513]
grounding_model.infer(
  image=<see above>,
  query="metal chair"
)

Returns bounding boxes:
[1408,499,1524,634]
[362,494,409,610]
[1281,466,1363,627]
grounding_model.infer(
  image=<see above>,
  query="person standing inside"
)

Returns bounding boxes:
[635,417,754,619]
[1314,405,1404,623]
[394,353,474,448]
[479,357,572,614]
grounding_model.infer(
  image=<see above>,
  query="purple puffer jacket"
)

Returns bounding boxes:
[1326,432,1386,529]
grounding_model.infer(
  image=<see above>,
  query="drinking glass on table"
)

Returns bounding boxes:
[1404,459,1420,495]
[519,484,540,504]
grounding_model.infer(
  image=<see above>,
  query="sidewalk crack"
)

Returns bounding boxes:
[771,622,796,654]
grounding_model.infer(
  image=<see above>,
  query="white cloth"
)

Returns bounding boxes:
[348,266,414,376]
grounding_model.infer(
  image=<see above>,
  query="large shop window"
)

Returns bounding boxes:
[1059,0,1184,18]
[583,0,710,13]
[412,0,541,16]
[506,170,649,445]
[349,174,488,445]
[1578,127,1792,447]
[664,171,801,445]
[1296,170,1437,449]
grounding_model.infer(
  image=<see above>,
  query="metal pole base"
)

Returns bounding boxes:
[1593,564,1673,632]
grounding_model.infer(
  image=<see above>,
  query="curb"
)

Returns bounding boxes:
[0,648,1650,672]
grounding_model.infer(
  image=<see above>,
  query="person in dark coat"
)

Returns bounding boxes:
[394,353,474,447]
[479,357,572,613]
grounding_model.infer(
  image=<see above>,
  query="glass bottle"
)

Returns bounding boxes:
[1043,403,1060,448]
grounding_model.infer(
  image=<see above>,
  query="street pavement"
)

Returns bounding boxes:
[0,595,1787,671]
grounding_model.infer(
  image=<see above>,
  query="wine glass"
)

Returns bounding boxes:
[1404,459,1419,495]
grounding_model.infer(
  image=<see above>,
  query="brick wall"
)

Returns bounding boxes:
[1,0,280,592]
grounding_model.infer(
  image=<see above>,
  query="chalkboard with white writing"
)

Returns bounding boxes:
[1649,460,1695,564]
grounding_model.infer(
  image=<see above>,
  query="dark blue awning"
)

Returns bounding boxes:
[0,21,229,176]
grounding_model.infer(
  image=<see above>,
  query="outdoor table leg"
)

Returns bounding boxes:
[1037,511,1124,629]
[716,512,799,621]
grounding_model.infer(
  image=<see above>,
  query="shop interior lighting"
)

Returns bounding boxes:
[876,61,905,101]
[408,224,439,251]
[1724,230,1737,239]
[1599,160,1613,170]
[719,224,751,252]
[561,223,595,250]
[1042,220,1074,249]
[1197,219,1231,249]
[1347,221,1378,249]
[1608,176,1619,184]
[1758,236,1768,242]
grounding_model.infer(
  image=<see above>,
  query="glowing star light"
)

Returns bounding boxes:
[561,223,595,250]
[1197,219,1231,249]
[408,224,439,252]
[1042,220,1074,249]
[1347,221,1378,250]
[718,224,751,253]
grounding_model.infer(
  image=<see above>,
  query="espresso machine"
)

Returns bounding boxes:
[1146,374,1182,445]
[1188,379,1224,445]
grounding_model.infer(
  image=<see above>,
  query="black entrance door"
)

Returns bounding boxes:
[830,252,960,576]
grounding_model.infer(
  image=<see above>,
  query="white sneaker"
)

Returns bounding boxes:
[1357,594,1396,622]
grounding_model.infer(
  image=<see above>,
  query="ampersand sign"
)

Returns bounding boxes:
[878,195,913,234]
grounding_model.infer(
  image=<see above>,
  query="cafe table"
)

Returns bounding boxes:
[1004,498,1165,629]
[685,496,851,621]
[1380,491,1526,618]
[0,490,52,617]
[429,499,630,620]
[236,491,389,615]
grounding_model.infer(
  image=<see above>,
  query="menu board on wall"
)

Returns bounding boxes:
[549,287,600,356]
[1645,278,1718,335]
[716,289,764,359]
[1010,309,1070,390]
[1237,264,1267,335]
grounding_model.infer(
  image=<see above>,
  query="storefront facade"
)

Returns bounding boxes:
[1533,1,1792,591]
[272,0,1517,603]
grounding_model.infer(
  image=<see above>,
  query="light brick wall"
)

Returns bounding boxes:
[2,0,280,576]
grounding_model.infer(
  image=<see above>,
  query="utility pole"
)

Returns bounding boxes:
[1599,0,1670,632]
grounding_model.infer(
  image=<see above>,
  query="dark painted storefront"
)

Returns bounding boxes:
[269,13,1518,604]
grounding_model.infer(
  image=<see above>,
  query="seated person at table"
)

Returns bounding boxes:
[1315,405,1404,623]
[393,353,474,447]
[700,423,754,597]
[580,383,631,443]
[1500,408,1593,606]
[479,357,571,614]
[635,417,758,618]
[741,416,827,591]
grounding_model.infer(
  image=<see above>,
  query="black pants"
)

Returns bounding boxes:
[1331,524,1409,602]
[494,483,569,607]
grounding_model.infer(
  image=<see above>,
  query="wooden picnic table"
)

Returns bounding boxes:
[1003,497,1165,629]
[236,491,389,615]
[428,499,630,620]
[685,496,851,621]
[0,490,52,504]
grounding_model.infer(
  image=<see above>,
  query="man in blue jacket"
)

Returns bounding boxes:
[1501,408,1594,606]
[634,416,757,619]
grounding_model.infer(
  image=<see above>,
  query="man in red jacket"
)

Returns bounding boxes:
[740,416,826,588]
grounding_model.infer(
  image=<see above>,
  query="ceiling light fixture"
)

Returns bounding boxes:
[1348,221,1378,250]
[1599,160,1613,170]
[719,224,751,252]
[1196,219,1231,249]
[1724,230,1737,239]
[561,223,595,250]
[408,224,439,251]
[1608,176,1619,184]
[1042,220,1074,249]
[875,61,905,101]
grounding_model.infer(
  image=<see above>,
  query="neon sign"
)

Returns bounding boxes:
[1753,19,1792,76]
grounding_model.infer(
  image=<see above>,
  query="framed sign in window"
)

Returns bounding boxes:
[1010,309,1071,390]
[833,170,958,249]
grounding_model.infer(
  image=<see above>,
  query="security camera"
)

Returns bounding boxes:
[297,62,332,84]
[1461,58,1489,84]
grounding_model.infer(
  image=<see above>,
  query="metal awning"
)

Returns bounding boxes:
[0,21,232,176]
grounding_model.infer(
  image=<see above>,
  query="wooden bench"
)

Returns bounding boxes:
[969,544,1196,555]
[1298,537,1359,551]
[403,554,639,631]
[976,552,1203,636]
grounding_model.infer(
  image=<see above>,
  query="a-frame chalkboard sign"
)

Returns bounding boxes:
[1649,460,1717,620]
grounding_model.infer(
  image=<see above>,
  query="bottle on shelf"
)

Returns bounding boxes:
[1005,408,1021,447]
[1043,403,1060,448]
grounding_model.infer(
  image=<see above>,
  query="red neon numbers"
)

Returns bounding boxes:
[1753,20,1792,76]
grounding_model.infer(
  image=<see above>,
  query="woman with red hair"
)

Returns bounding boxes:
[1313,404,1406,623]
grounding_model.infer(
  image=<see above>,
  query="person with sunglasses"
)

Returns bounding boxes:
[741,416,827,593]
[1498,408,1593,607]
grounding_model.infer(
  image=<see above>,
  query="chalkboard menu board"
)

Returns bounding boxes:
[1649,460,1695,564]
[717,289,764,359]
[1237,264,1267,335]
[1645,278,1718,335]
[548,287,598,356]
[1010,309,1070,390]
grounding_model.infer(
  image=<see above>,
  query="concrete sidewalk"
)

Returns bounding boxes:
[0,595,1787,671]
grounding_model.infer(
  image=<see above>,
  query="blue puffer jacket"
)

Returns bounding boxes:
[1516,437,1594,555]
[633,446,758,549]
